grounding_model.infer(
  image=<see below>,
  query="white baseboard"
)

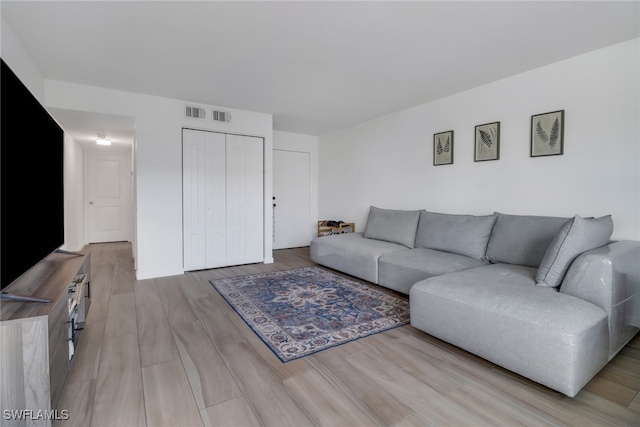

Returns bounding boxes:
[135,268,185,281]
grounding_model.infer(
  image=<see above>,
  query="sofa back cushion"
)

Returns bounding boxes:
[414,211,497,260]
[536,215,613,288]
[486,213,570,267]
[363,206,421,248]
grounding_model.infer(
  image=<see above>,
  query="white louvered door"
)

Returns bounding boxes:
[183,129,263,271]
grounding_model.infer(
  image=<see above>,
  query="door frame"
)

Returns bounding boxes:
[273,148,312,249]
[272,132,318,248]
[84,149,133,243]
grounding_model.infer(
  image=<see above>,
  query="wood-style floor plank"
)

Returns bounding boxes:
[53,380,96,427]
[110,244,135,295]
[84,264,114,325]
[103,292,137,338]
[91,333,145,427]
[65,320,104,385]
[363,333,467,395]
[201,396,261,427]
[346,349,492,426]
[283,369,380,426]
[154,275,199,326]
[134,278,180,367]
[219,342,315,427]
[141,359,204,427]
[55,243,639,427]
[170,320,242,409]
[307,342,415,426]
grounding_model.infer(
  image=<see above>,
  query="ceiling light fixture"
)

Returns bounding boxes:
[96,135,111,146]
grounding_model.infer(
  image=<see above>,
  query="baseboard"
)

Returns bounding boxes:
[135,268,185,280]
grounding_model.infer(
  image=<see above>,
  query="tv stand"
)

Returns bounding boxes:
[55,248,84,257]
[0,248,91,425]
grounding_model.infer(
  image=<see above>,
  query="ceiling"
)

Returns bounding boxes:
[48,108,136,151]
[2,1,639,143]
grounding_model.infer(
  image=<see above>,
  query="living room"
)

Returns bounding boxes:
[1,1,639,426]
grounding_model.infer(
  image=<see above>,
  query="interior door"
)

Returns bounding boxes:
[226,134,264,265]
[182,129,226,270]
[85,150,132,243]
[273,149,311,249]
[183,129,264,270]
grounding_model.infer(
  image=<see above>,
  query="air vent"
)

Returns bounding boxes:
[185,105,206,119]
[212,110,231,122]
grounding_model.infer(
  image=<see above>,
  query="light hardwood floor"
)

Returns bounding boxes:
[56,242,640,427]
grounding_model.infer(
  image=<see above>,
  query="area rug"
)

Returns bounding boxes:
[210,266,410,362]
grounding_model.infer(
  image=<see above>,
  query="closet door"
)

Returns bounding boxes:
[204,132,228,268]
[183,129,263,270]
[242,135,264,263]
[182,129,226,270]
[226,134,264,265]
[183,129,206,270]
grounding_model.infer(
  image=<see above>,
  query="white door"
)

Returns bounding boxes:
[183,129,226,270]
[273,149,311,249]
[85,150,132,243]
[183,129,264,270]
[226,134,264,265]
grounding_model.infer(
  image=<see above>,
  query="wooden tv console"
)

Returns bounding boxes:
[0,248,91,426]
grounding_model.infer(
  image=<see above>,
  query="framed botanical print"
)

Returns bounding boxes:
[531,110,564,157]
[433,130,454,166]
[475,121,500,162]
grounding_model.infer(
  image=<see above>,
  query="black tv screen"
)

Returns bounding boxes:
[1,59,65,291]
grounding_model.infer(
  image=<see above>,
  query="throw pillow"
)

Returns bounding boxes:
[414,211,497,260]
[486,213,570,267]
[536,215,613,288]
[363,206,421,248]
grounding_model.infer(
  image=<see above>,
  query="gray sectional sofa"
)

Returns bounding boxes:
[310,206,640,397]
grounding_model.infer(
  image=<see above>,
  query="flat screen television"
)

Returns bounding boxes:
[1,59,65,302]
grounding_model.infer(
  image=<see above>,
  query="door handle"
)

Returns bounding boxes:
[89,201,94,205]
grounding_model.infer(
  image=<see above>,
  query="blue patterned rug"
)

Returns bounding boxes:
[210,266,410,362]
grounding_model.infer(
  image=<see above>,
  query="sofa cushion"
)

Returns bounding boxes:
[363,206,421,248]
[486,213,570,267]
[410,263,609,397]
[378,248,485,294]
[310,232,409,284]
[536,215,613,288]
[415,211,497,260]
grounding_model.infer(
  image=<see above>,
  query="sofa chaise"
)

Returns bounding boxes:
[310,206,640,397]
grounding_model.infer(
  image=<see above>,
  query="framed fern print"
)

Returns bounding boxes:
[531,110,564,157]
[433,130,454,165]
[474,121,500,162]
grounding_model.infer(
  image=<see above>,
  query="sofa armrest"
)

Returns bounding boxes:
[560,240,640,357]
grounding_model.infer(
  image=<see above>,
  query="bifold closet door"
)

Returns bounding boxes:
[183,129,264,270]
[226,134,264,266]
[183,129,226,270]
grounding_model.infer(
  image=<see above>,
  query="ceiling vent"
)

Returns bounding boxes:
[212,110,231,123]
[185,105,206,119]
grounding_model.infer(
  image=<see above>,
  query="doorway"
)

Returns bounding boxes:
[273,149,311,249]
[85,150,132,243]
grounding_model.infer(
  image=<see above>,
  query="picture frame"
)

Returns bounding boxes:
[531,110,564,157]
[433,130,454,166]
[474,121,500,162]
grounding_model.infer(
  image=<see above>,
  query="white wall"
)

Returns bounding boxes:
[45,81,274,279]
[2,17,87,252]
[318,39,640,241]
[62,133,85,251]
[273,130,319,242]
[1,16,44,102]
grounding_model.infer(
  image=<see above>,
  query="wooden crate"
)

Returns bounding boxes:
[317,221,355,237]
